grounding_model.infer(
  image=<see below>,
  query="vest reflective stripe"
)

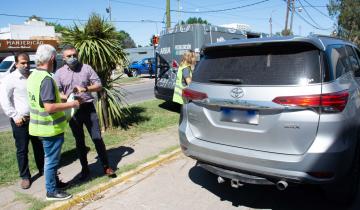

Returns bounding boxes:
[30,115,67,126]
[172,65,191,105]
[29,108,50,117]
[27,70,66,137]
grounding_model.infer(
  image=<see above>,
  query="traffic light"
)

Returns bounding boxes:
[152,35,159,47]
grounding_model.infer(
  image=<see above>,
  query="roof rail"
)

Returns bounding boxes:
[309,34,350,43]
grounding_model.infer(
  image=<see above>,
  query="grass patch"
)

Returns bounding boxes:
[119,76,141,84]
[0,99,179,185]
[14,192,49,210]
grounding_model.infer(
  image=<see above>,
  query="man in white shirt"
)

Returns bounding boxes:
[0,52,44,189]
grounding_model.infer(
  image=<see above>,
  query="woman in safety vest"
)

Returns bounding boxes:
[172,50,197,104]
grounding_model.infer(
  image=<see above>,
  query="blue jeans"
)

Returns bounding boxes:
[40,134,64,193]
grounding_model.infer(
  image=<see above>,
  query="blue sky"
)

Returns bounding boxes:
[0,0,335,46]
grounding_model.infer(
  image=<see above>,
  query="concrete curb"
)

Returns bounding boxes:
[45,148,182,210]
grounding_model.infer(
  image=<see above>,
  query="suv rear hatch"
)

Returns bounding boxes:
[187,42,323,155]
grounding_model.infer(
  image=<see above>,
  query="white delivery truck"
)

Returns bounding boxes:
[154,24,260,101]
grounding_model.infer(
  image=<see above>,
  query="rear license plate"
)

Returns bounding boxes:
[220,108,259,125]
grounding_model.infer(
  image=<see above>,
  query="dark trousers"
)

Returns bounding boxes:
[69,102,109,170]
[10,119,44,179]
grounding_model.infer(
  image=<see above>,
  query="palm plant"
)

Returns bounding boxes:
[61,13,129,130]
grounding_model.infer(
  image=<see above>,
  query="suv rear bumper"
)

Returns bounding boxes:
[179,121,355,185]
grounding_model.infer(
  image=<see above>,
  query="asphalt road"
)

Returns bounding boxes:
[0,79,156,132]
[82,155,360,210]
[121,79,155,105]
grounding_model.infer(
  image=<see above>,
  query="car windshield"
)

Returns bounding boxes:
[0,61,13,72]
[193,42,321,85]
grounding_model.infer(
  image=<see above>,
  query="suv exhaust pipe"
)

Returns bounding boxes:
[276,180,288,191]
[230,179,243,188]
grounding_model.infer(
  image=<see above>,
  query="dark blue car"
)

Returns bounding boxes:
[125,57,155,77]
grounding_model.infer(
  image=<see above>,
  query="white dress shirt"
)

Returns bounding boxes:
[0,69,30,121]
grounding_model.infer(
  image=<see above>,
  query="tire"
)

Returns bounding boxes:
[323,132,360,205]
[132,69,139,77]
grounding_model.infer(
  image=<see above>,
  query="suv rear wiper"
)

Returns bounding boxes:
[209,78,243,84]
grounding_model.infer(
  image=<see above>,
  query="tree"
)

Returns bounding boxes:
[185,17,210,25]
[176,17,210,26]
[328,0,360,45]
[46,22,68,33]
[61,13,129,130]
[117,30,136,48]
[27,15,43,21]
[281,29,293,36]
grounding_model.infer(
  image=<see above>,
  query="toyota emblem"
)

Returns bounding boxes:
[230,88,244,99]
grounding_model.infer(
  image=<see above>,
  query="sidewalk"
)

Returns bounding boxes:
[0,125,179,209]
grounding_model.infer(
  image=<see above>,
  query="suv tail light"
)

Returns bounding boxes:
[272,90,349,113]
[183,88,208,102]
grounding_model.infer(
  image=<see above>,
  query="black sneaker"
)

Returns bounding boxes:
[46,191,72,201]
[56,179,69,190]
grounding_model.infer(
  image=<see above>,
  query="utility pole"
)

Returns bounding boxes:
[284,0,290,33]
[177,0,180,25]
[166,0,171,29]
[269,16,272,37]
[289,0,295,34]
[109,0,112,21]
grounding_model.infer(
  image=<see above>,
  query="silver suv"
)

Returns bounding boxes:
[179,35,360,203]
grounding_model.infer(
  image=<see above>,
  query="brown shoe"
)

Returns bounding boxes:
[104,167,116,178]
[20,179,31,189]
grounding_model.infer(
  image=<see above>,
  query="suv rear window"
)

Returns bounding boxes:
[193,42,321,85]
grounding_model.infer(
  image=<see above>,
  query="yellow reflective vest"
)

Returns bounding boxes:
[172,65,191,104]
[27,69,67,137]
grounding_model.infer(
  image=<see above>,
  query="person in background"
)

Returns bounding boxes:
[54,45,115,181]
[172,50,197,105]
[0,52,44,190]
[27,44,80,200]
[148,59,153,79]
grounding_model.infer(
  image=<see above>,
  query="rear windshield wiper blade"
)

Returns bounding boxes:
[209,78,243,84]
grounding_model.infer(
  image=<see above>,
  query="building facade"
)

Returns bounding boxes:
[0,19,56,40]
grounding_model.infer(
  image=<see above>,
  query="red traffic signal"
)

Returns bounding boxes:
[152,35,159,46]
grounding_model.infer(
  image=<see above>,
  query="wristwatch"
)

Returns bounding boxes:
[84,86,89,92]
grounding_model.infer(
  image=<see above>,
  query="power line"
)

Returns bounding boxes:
[297,0,322,28]
[282,1,332,31]
[110,0,165,11]
[112,0,269,14]
[183,0,253,8]
[302,0,334,20]
[294,10,332,30]
[182,0,276,21]
[0,13,166,23]
[172,0,269,13]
